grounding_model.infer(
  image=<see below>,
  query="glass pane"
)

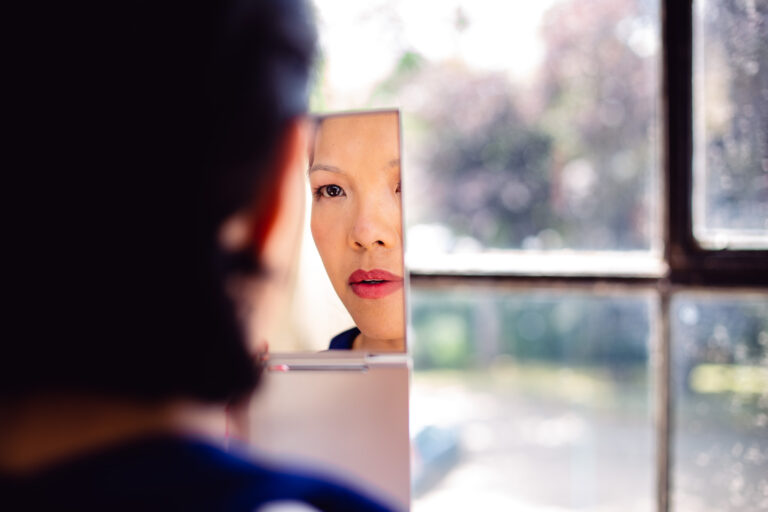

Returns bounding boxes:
[312,0,660,258]
[409,286,654,511]
[693,0,768,248]
[671,294,768,511]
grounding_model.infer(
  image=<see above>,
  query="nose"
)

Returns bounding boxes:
[348,194,400,250]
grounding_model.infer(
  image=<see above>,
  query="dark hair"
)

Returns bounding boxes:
[3,0,317,403]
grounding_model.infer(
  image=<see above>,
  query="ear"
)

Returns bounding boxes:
[243,118,310,353]
[218,118,310,258]
[252,117,310,270]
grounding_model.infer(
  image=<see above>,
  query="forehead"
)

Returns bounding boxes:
[313,112,399,166]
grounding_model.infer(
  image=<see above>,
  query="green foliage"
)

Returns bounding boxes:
[412,295,473,369]
[411,291,650,371]
[369,51,426,105]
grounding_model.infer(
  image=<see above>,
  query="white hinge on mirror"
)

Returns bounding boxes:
[266,352,369,372]
[266,351,410,371]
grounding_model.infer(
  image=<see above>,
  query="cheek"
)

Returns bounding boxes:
[311,208,346,277]
[310,208,335,253]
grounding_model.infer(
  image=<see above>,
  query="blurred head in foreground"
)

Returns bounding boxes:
[3,0,316,405]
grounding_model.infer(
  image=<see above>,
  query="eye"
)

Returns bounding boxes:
[395,181,401,194]
[315,184,345,199]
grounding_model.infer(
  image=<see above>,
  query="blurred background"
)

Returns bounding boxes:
[312,0,660,254]
[305,0,768,510]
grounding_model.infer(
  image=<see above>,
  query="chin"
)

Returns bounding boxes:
[346,293,404,342]
[356,319,405,344]
[367,331,405,344]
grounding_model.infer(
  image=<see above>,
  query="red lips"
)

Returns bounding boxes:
[348,269,403,299]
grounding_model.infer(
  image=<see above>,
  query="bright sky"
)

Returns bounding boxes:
[315,0,561,103]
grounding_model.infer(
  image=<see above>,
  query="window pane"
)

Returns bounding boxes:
[312,0,660,257]
[693,0,768,248]
[409,286,654,511]
[671,294,768,511]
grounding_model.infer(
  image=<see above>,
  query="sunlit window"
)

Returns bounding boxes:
[410,289,654,511]
[693,0,768,249]
[310,0,768,510]
[314,0,661,275]
[672,294,768,511]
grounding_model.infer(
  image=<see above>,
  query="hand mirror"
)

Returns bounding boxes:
[267,109,406,353]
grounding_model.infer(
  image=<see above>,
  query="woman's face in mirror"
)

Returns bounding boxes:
[309,112,404,350]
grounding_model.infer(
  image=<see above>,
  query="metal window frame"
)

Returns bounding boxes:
[665,1,768,289]
[408,2,768,511]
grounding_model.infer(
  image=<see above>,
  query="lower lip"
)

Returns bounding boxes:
[350,280,403,299]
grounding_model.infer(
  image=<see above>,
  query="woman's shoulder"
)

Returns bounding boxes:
[328,327,360,350]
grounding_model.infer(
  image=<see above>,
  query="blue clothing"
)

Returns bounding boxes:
[0,435,398,511]
[328,327,360,350]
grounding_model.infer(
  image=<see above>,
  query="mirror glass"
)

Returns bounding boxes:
[269,109,406,353]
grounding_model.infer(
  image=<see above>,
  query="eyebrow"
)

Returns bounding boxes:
[308,158,401,175]
[308,163,343,175]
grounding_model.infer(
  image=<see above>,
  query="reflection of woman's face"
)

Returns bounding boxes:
[309,113,404,348]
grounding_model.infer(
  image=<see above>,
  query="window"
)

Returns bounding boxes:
[671,293,768,511]
[410,288,655,510]
[693,0,768,249]
[312,0,768,510]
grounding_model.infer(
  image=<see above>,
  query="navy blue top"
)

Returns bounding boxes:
[328,327,360,350]
[0,435,398,511]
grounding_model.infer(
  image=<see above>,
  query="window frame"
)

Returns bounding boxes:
[408,2,768,511]
[665,1,768,288]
